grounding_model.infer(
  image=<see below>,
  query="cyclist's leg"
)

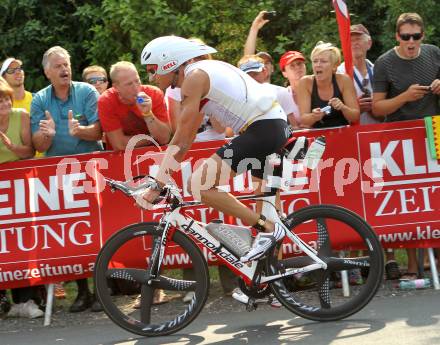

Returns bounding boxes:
[189,153,261,227]
[189,119,289,261]
[189,129,284,230]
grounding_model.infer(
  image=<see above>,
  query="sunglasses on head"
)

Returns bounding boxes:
[87,76,107,84]
[5,66,23,74]
[399,32,423,41]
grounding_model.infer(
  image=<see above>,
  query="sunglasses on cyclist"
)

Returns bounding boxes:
[5,67,23,74]
[146,65,158,82]
[87,76,108,85]
[399,32,423,41]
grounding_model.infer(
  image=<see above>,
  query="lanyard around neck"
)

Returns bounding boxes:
[353,62,373,90]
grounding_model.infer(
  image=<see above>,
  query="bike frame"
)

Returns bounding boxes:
[151,194,327,286]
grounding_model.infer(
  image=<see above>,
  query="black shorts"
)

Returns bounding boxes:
[216,119,289,179]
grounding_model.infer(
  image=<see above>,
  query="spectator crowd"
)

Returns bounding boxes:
[1,11,440,319]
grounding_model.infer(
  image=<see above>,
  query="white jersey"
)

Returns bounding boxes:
[166,86,225,141]
[264,83,298,117]
[185,60,286,133]
[337,61,379,125]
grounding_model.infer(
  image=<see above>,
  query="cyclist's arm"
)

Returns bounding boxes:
[154,69,209,185]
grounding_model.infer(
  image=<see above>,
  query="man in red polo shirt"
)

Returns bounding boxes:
[98,61,171,150]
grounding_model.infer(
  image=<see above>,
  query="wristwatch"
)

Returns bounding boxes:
[142,111,154,118]
[142,111,155,124]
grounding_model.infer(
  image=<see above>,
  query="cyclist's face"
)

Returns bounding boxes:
[151,71,176,91]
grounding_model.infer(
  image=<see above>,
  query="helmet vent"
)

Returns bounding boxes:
[142,52,151,61]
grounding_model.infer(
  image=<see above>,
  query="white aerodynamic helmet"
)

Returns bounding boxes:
[140,36,217,75]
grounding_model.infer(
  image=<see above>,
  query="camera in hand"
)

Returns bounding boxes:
[263,11,276,20]
[321,105,332,115]
[361,88,371,98]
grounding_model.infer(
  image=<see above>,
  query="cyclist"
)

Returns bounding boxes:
[139,36,289,263]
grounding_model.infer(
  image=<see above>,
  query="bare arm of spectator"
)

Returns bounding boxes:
[142,112,171,145]
[104,113,171,151]
[244,11,269,55]
[0,111,35,159]
[68,111,102,141]
[287,114,302,129]
[136,91,171,145]
[105,128,155,150]
[328,74,360,123]
[372,85,430,117]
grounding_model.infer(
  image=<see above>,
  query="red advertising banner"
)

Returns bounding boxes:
[1,120,440,289]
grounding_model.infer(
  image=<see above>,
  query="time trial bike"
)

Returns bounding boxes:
[94,136,384,337]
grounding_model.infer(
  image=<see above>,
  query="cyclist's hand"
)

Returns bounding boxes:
[135,188,161,210]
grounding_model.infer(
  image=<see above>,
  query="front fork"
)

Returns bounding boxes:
[145,217,173,282]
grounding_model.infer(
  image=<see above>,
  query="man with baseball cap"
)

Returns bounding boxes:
[337,24,379,124]
[1,58,33,112]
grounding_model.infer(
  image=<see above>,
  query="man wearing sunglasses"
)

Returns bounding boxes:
[0,58,32,112]
[372,12,440,122]
[372,13,440,282]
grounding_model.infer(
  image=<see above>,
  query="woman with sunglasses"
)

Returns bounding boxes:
[82,65,109,95]
[297,41,360,128]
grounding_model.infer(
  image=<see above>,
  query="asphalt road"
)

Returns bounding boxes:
[3,289,440,345]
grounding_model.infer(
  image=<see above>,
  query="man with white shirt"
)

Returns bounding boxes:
[237,55,299,127]
[337,24,380,124]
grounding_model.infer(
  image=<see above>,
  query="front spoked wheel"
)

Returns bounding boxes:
[267,205,384,321]
[94,222,209,336]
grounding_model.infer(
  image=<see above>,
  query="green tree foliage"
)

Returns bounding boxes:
[0,0,100,91]
[1,0,440,91]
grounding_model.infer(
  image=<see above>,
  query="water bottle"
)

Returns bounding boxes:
[303,136,326,170]
[206,221,253,257]
[398,278,431,290]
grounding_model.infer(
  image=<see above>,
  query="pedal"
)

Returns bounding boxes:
[246,298,258,312]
